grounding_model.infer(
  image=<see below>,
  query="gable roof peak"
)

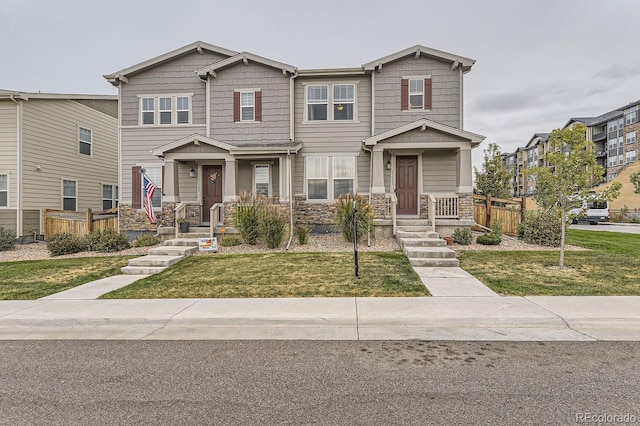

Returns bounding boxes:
[363,44,476,73]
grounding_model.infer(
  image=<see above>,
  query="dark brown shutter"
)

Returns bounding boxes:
[255,91,262,122]
[161,166,165,192]
[233,92,240,122]
[132,166,141,209]
[424,78,432,110]
[401,79,409,110]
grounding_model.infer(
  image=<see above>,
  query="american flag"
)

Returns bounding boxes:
[143,175,157,223]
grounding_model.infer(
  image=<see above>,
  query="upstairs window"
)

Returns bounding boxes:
[333,85,354,120]
[307,85,328,121]
[177,97,189,124]
[142,98,155,125]
[241,92,255,121]
[159,97,172,124]
[625,107,637,125]
[305,83,356,122]
[402,77,432,111]
[79,127,92,156]
[627,131,637,144]
[234,90,262,122]
[0,174,7,207]
[139,95,192,126]
[409,79,424,109]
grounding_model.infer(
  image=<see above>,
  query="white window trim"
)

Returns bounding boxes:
[158,97,172,125]
[0,173,9,208]
[138,93,194,126]
[402,75,432,112]
[78,126,93,157]
[240,91,256,123]
[62,178,78,211]
[139,166,163,211]
[302,82,359,123]
[176,96,190,124]
[304,155,357,202]
[102,183,117,210]
[253,164,271,197]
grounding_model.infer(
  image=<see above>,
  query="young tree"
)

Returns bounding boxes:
[474,143,513,199]
[630,171,640,194]
[527,123,621,267]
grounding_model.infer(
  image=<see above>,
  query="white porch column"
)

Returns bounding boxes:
[371,149,385,194]
[279,155,290,201]
[163,159,180,202]
[224,158,237,202]
[457,147,473,193]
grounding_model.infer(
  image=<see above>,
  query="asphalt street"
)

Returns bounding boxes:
[1,341,638,425]
[571,223,640,234]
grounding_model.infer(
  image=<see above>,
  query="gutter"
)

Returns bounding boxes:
[10,95,22,238]
[206,75,211,138]
[289,70,298,141]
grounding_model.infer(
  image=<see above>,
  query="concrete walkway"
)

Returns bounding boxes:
[40,275,149,300]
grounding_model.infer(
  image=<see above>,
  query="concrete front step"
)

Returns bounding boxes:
[400,238,446,248]
[396,225,436,233]
[178,232,210,239]
[147,246,198,257]
[408,257,460,267]
[121,266,168,275]
[396,219,432,226]
[403,246,456,259]
[164,238,200,247]
[396,230,440,239]
[126,255,184,268]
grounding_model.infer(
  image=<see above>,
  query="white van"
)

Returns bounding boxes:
[569,199,609,225]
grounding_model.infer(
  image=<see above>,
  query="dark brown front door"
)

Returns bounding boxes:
[202,165,223,223]
[396,156,418,215]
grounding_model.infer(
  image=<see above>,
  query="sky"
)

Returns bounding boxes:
[2,0,640,169]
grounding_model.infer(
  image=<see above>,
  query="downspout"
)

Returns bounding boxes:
[117,82,122,232]
[206,74,211,138]
[286,149,294,250]
[289,70,298,141]
[459,67,463,129]
[10,95,21,238]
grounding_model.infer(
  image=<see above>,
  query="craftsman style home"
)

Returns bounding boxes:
[104,41,484,237]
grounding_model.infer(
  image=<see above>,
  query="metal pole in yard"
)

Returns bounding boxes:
[353,200,360,278]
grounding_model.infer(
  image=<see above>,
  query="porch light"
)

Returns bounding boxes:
[190,167,196,178]
[386,159,392,170]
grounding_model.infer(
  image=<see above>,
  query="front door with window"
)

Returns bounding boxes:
[202,165,223,223]
[396,156,418,215]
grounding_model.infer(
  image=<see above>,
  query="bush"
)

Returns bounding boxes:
[294,224,310,245]
[47,234,88,256]
[452,227,472,245]
[0,227,16,251]
[219,235,242,247]
[235,192,264,245]
[491,218,503,238]
[518,209,562,247]
[476,232,501,245]
[133,233,161,247]
[335,193,373,243]
[87,229,131,253]
[260,206,288,249]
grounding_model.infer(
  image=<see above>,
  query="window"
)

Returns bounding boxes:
[333,156,355,197]
[143,167,162,208]
[307,85,328,121]
[627,150,637,164]
[241,92,255,121]
[142,98,155,125]
[102,184,116,210]
[307,156,328,199]
[409,79,424,109]
[402,77,432,111]
[254,165,270,196]
[625,107,637,125]
[0,174,7,207]
[79,127,92,156]
[333,85,354,120]
[627,131,637,144]
[177,97,189,124]
[159,97,172,124]
[62,180,77,211]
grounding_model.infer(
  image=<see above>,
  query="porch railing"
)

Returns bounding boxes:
[210,203,224,238]
[434,194,459,218]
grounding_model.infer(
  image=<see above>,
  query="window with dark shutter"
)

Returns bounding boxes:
[233,92,240,122]
[401,79,409,111]
[255,91,262,122]
[132,166,142,209]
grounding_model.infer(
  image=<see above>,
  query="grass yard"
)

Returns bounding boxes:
[101,252,429,299]
[459,229,640,296]
[0,257,132,300]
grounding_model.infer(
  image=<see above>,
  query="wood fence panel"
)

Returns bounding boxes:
[43,209,117,240]
[472,195,524,236]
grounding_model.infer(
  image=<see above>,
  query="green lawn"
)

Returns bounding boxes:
[0,257,132,300]
[458,229,640,296]
[101,252,429,299]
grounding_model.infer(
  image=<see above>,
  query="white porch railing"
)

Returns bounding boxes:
[382,193,459,229]
[210,203,224,238]
[434,194,459,218]
[427,194,436,232]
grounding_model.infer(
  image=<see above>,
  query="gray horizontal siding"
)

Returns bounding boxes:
[0,101,17,209]
[20,99,118,211]
[237,160,280,197]
[375,55,460,133]
[22,209,40,235]
[121,51,228,127]
[178,162,198,202]
[74,99,118,119]
[0,210,16,232]
[210,62,291,144]
[423,151,457,192]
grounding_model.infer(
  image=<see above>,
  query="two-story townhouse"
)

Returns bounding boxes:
[0,90,118,242]
[104,41,484,238]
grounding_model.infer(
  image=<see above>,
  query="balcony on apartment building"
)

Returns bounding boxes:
[592,130,607,142]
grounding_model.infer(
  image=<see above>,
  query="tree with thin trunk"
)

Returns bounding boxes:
[474,143,514,199]
[527,123,620,267]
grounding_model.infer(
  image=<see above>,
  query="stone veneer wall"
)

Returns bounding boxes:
[119,202,176,232]
[370,194,386,219]
[420,195,429,219]
[223,199,290,227]
[458,193,473,220]
[294,195,337,225]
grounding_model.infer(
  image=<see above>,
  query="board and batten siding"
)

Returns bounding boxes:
[20,99,118,211]
[292,76,371,196]
[0,101,18,209]
[120,51,229,127]
[374,55,460,134]
[210,62,291,144]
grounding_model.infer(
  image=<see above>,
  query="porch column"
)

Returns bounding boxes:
[456,147,473,193]
[279,155,288,201]
[224,158,237,202]
[163,159,180,202]
[371,149,385,194]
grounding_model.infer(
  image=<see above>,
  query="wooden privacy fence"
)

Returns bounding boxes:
[43,208,118,240]
[473,195,526,236]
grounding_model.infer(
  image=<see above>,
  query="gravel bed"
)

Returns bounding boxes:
[0,242,158,263]
[450,232,587,252]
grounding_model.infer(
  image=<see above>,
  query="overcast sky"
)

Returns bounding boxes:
[2,0,640,168]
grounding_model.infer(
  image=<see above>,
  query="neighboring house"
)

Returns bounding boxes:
[0,90,118,242]
[104,41,485,237]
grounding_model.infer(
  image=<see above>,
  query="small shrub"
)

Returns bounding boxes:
[235,192,264,245]
[491,218,503,238]
[260,206,287,249]
[294,224,310,245]
[219,235,242,247]
[452,227,472,245]
[335,193,373,243]
[47,234,88,256]
[518,209,562,247]
[87,229,131,253]
[133,233,160,247]
[476,232,501,245]
[0,227,16,251]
